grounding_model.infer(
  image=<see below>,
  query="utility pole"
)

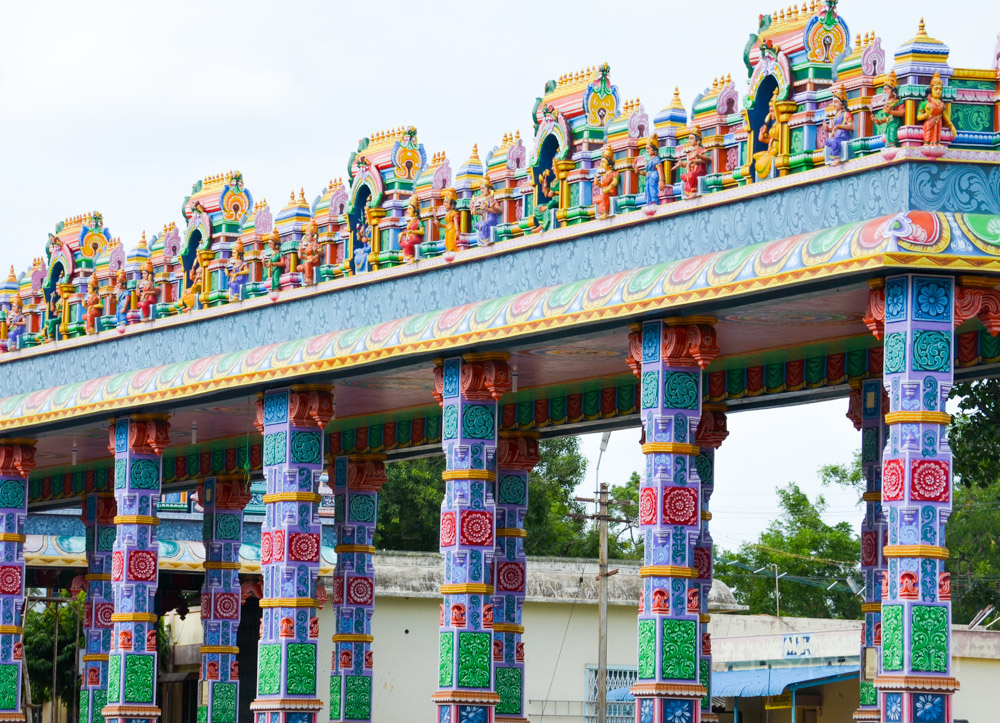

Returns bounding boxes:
[597,481,609,723]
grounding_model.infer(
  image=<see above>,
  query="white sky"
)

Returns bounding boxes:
[1,1,993,546]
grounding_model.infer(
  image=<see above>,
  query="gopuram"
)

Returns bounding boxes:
[2,2,999,722]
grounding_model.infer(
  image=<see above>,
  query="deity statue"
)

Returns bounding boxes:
[84,277,103,334]
[399,196,424,263]
[872,70,906,148]
[531,168,554,233]
[634,135,662,207]
[138,262,158,320]
[352,220,371,274]
[299,221,321,285]
[472,176,501,244]
[181,263,202,312]
[679,127,711,199]
[7,294,25,350]
[263,230,286,291]
[441,188,460,260]
[46,277,64,339]
[226,240,249,301]
[113,270,131,326]
[917,71,955,147]
[753,96,781,179]
[823,85,854,165]
[592,145,618,219]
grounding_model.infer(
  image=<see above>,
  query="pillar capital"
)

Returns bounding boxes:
[288,384,335,429]
[107,415,170,455]
[497,432,540,472]
[198,474,254,511]
[695,405,728,449]
[433,355,512,403]
[0,439,36,477]
[345,453,387,493]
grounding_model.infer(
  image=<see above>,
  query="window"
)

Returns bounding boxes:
[585,666,637,723]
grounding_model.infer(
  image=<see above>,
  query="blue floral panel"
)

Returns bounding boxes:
[885,277,907,322]
[663,698,693,723]
[884,693,902,722]
[912,278,952,323]
[639,699,654,723]
[913,693,946,723]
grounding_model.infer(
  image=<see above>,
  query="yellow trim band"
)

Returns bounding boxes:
[0,534,25,543]
[200,646,239,654]
[334,544,375,554]
[202,561,241,570]
[111,613,157,623]
[259,598,320,608]
[113,515,160,526]
[492,623,524,634]
[262,492,322,504]
[861,602,882,613]
[440,583,495,595]
[332,634,373,643]
[85,573,111,581]
[639,565,699,579]
[884,411,951,426]
[699,614,711,624]
[862,492,882,503]
[641,443,701,456]
[442,470,496,481]
[496,528,527,538]
[0,626,23,635]
[883,545,949,560]
[701,511,712,521]
[82,654,109,662]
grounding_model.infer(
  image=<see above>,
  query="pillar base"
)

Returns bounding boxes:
[495,717,530,723]
[249,699,324,712]
[630,682,706,698]
[852,708,880,721]
[431,691,501,705]
[102,705,161,720]
[701,714,720,723]
[873,675,960,693]
[0,713,26,723]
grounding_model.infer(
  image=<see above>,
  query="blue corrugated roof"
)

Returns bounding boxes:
[712,664,858,697]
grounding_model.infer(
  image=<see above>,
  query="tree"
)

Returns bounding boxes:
[375,455,447,551]
[23,591,84,717]
[716,483,862,619]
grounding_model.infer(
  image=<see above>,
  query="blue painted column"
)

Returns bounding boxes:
[104,415,170,723]
[432,354,512,723]
[0,439,35,723]
[250,386,334,723]
[493,432,539,723]
[627,318,718,723]
[876,275,957,723]
[198,475,253,723]
[328,454,386,723]
[80,492,117,723]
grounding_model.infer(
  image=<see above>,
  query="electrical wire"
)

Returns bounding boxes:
[538,563,587,722]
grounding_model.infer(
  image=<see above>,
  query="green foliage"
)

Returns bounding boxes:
[523,437,590,557]
[716,483,862,619]
[950,380,1000,489]
[375,455,447,551]
[24,591,85,710]
[819,449,864,495]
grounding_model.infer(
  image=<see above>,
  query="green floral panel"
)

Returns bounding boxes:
[257,644,281,695]
[663,372,699,410]
[661,619,697,680]
[107,654,121,703]
[457,631,491,688]
[79,691,88,723]
[882,605,904,671]
[911,605,949,672]
[884,333,906,374]
[951,103,992,132]
[211,682,237,723]
[443,405,459,440]
[123,654,155,703]
[637,619,656,679]
[495,666,522,715]
[859,679,877,706]
[286,644,317,695]
[701,658,711,709]
[197,706,208,723]
[911,330,951,373]
[349,494,377,523]
[114,459,126,489]
[290,431,321,465]
[93,690,107,723]
[263,432,287,466]
[439,632,454,687]
[462,405,495,440]
[344,675,372,720]
[329,675,342,720]
[641,372,659,409]
[214,513,241,541]
[0,664,17,709]
[0,479,25,509]
[497,475,527,505]
[130,459,160,490]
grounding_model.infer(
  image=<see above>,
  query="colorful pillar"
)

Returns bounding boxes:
[198,475,253,723]
[626,318,718,723]
[848,378,888,722]
[251,386,334,723]
[432,354,512,723]
[0,439,35,723]
[80,492,117,723]
[328,454,386,723]
[104,415,170,723]
[876,275,957,723]
[493,432,540,723]
[693,405,728,723]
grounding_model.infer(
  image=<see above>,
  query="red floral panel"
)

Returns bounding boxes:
[910,460,950,502]
[496,562,525,592]
[639,487,657,525]
[882,459,904,501]
[440,512,456,547]
[459,510,493,546]
[662,487,698,526]
[127,550,157,582]
[288,533,320,562]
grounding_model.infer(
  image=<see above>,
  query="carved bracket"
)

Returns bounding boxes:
[347,454,388,492]
[0,440,36,478]
[497,433,541,472]
[695,406,728,449]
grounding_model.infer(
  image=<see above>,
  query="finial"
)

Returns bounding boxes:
[7,266,14,282]
[289,190,295,202]
[299,188,306,202]
[139,230,147,248]
[515,129,521,139]
[917,18,926,36]
[468,144,481,164]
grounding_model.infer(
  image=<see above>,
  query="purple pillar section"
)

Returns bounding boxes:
[493,432,539,723]
[80,492,117,723]
[104,415,170,723]
[432,355,512,723]
[251,386,334,723]
[627,318,718,723]
[877,275,957,723]
[849,378,888,722]
[0,440,35,723]
[329,454,385,723]
[198,475,253,723]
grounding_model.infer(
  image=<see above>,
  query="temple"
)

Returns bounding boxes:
[2,3,1000,723]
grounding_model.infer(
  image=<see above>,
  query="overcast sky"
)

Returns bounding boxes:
[1,1,993,547]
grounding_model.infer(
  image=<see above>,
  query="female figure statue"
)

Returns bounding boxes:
[263,231,285,291]
[399,196,424,263]
[226,241,249,301]
[181,264,203,312]
[442,188,460,261]
[593,145,618,219]
[352,221,371,274]
[299,221,321,286]
[7,294,25,349]
[824,86,854,165]
[872,71,906,148]
[113,270,130,327]
[917,72,955,147]
[138,263,158,320]
[473,177,501,244]
[679,127,711,199]
[531,168,554,233]
[635,135,662,208]
[84,277,103,334]
[753,97,781,179]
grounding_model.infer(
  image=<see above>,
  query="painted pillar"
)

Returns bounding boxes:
[104,415,170,723]
[198,475,253,723]
[432,354,512,723]
[251,386,334,723]
[80,492,117,723]
[493,432,540,723]
[877,275,957,723]
[848,378,888,722]
[0,439,35,723]
[693,405,728,723]
[626,318,718,723]
[328,453,386,723]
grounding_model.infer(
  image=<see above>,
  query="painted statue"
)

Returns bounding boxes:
[532,168,554,233]
[46,278,64,340]
[917,71,955,146]
[138,263,158,320]
[7,294,25,349]
[226,240,249,301]
[472,177,501,245]
[263,231,285,291]
[299,221,320,285]
[824,85,854,165]
[352,220,371,274]
[181,264,202,312]
[753,97,780,179]
[593,145,618,219]
[84,278,103,334]
[680,127,711,199]
[442,188,460,260]
[635,135,662,207]
[399,196,424,263]
[872,71,906,148]
[112,270,130,327]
